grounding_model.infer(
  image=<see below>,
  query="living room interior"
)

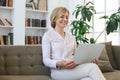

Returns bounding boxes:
[0,0,120,80]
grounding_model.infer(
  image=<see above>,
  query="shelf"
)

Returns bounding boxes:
[25,9,48,20]
[25,27,48,36]
[26,9,48,13]
[0,26,13,35]
[25,27,48,30]
[25,44,42,46]
[0,6,13,10]
[0,26,13,28]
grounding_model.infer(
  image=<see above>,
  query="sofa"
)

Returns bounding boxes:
[0,43,120,80]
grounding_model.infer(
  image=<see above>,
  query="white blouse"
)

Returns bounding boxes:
[42,30,76,69]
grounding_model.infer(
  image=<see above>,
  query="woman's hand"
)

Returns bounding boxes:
[56,60,76,69]
[92,59,99,65]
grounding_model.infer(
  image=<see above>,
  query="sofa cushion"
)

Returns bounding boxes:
[0,45,50,75]
[101,41,117,69]
[98,47,114,72]
[103,70,120,80]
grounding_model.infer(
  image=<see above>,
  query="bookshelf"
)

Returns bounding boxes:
[0,0,13,45]
[0,0,48,45]
[25,0,48,45]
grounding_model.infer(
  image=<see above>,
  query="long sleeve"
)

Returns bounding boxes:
[42,33,58,68]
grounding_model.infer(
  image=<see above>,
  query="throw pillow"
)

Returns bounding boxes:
[102,41,117,69]
[98,47,114,72]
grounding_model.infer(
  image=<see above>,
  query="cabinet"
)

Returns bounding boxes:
[0,0,48,45]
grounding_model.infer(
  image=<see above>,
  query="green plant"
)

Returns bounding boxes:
[100,7,120,35]
[71,1,96,44]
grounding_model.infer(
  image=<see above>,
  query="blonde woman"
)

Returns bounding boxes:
[42,6,106,80]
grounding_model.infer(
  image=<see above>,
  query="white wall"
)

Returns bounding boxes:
[13,0,26,45]
[48,0,69,12]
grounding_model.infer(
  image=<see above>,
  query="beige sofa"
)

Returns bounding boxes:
[0,44,120,80]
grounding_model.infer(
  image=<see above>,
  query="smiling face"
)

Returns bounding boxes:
[50,7,69,29]
[55,12,69,29]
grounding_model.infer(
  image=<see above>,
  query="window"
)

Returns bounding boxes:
[87,0,120,45]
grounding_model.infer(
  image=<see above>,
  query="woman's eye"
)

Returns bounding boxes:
[60,16,68,19]
[65,17,68,19]
[60,16,64,18]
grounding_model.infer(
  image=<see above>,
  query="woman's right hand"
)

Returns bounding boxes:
[92,59,99,65]
[56,60,76,69]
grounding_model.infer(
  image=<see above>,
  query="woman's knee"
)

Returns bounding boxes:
[87,63,99,70]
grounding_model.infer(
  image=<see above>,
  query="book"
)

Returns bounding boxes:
[1,18,12,26]
[0,19,5,26]
[28,36,34,44]
[0,36,4,45]
[5,18,12,26]
[0,0,6,6]
[38,36,42,44]
[25,36,28,44]
[34,19,40,27]
[25,18,31,27]
[30,0,36,9]
[38,0,47,11]
[41,20,46,27]
[26,3,32,9]
[3,35,9,45]
[8,33,13,45]
[6,0,13,7]
[3,0,6,6]
[32,19,35,27]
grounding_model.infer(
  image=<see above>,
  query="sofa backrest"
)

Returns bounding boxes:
[112,45,120,70]
[0,45,50,75]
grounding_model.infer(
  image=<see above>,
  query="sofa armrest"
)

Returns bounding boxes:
[112,45,120,69]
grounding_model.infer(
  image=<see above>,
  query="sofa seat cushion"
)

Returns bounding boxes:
[103,70,120,80]
[0,75,51,80]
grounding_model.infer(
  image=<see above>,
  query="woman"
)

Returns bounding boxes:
[42,6,106,80]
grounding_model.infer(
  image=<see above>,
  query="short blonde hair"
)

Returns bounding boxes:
[50,7,69,28]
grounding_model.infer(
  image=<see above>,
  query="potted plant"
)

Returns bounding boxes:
[100,7,120,35]
[70,1,96,44]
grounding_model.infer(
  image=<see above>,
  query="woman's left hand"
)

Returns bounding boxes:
[64,60,76,69]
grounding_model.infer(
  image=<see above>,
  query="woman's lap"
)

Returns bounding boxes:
[51,63,97,80]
